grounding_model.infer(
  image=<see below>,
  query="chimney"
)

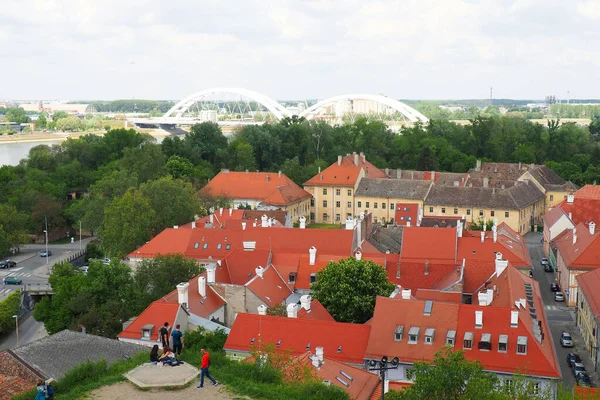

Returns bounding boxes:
[299,216,306,229]
[478,291,488,306]
[476,159,481,172]
[315,346,324,363]
[573,227,577,245]
[360,152,365,162]
[255,266,264,278]
[480,231,485,243]
[385,167,389,176]
[206,263,217,283]
[219,207,223,216]
[309,246,317,265]
[569,212,573,221]
[495,253,508,277]
[475,310,483,327]
[198,276,206,298]
[287,303,298,318]
[345,216,354,230]
[173,225,179,229]
[210,214,214,224]
[81,326,86,334]
[483,177,489,188]
[318,166,321,173]
[245,169,248,174]
[590,222,596,235]
[266,175,270,183]
[177,282,189,308]
[242,221,247,231]
[431,171,435,181]
[253,219,257,227]
[457,220,463,238]
[567,195,574,204]
[510,310,519,327]
[191,221,196,229]
[354,153,359,166]
[300,294,312,311]
[424,260,429,275]
[229,208,233,216]
[493,228,498,243]
[355,250,363,261]
[401,288,411,300]
[278,170,282,178]
[518,162,522,170]
[261,214,268,228]
[258,304,267,315]
[406,221,411,227]
[338,155,342,166]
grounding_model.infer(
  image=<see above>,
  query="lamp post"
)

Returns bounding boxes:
[12,315,19,347]
[368,356,400,400]
[79,220,82,251]
[43,229,48,265]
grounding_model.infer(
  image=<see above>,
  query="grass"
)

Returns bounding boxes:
[306,223,342,229]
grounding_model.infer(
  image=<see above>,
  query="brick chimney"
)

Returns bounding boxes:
[287,303,298,318]
[177,282,189,309]
[300,294,311,311]
[360,152,365,162]
[191,221,196,229]
[198,276,206,298]
[219,207,223,216]
[229,208,233,216]
[354,153,359,166]
[278,170,282,178]
[309,246,317,265]
[483,177,489,188]
[456,220,463,238]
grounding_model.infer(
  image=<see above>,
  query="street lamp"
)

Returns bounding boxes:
[12,315,19,347]
[79,220,82,251]
[368,356,400,400]
[43,230,48,265]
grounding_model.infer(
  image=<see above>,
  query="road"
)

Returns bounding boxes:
[0,314,47,351]
[526,232,597,388]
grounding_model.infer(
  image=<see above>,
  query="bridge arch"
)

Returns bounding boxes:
[299,94,429,123]
[164,87,290,121]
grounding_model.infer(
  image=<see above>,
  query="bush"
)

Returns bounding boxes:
[85,242,103,261]
[0,290,20,335]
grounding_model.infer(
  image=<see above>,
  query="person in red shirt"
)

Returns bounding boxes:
[197,348,218,388]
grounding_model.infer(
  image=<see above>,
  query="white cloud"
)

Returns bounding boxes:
[577,0,600,19]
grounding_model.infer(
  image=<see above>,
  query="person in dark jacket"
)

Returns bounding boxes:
[150,344,159,364]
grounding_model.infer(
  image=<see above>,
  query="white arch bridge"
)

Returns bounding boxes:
[129,88,428,132]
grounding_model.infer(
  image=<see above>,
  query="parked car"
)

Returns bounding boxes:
[80,266,89,275]
[529,269,533,278]
[101,258,111,265]
[0,259,16,269]
[543,262,553,272]
[576,371,592,387]
[572,362,586,377]
[4,276,22,285]
[555,292,565,302]
[40,250,52,257]
[541,257,549,266]
[567,353,582,367]
[550,283,560,292]
[560,332,574,347]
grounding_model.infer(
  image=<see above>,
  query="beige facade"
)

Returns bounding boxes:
[545,191,569,211]
[281,198,312,224]
[354,195,424,224]
[305,172,363,224]
[576,289,599,367]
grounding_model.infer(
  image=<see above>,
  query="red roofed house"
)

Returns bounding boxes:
[575,268,600,370]
[365,254,561,394]
[304,153,387,224]
[394,203,421,226]
[553,222,600,305]
[224,313,371,366]
[200,170,311,223]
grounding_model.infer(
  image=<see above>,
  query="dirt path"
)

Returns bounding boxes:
[87,381,250,400]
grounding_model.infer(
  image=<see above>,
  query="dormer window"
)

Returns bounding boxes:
[141,324,154,340]
[194,242,199,249]
[289,272,297,283]
[217,243,222,250]
[408,326,420,344]
[203,243,208,249]
[446,330,456,346]
[478,333,492,351]
[463,332,474,349]
[424,328,435,344]
[226,244,231,250]
[310,273,317,284]
[498,335,508,352]
[517,336,528,354]
[394,325,404,342]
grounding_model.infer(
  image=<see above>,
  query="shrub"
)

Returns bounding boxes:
[0,290,21,334]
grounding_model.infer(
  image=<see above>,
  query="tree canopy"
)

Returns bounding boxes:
[311,258,395,323]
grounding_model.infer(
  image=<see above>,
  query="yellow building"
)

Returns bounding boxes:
[575,268,600,371]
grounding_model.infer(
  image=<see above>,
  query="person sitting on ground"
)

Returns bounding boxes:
[159,345,175,364]
[150,344,159,365]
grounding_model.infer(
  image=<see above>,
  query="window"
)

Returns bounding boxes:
[336,201,340,208]
[478,333,491,351]
[441,207,446,214]
[323,200,328,207]
[310,213,315,220]
[336,189,340,196]
[348,190,352,196]
[203,243,208,249]
[498,334,508,352]
[491,210,495,217]
[424,328,435,344]
[374,202,378,209]
[446,330,456,347]
[217,243,222,250]
[429,207,433,213]
[394,325,404,342]
[479,210,484,216]
[550,194,554,201]
[347,202,352,208]
[382,203,386,209]
[467,209,471,215]
[358,201,362,208]
[323,213,328,221]
[310,273,317,284]
[408,326,420,344]
[323,188,327,195]
[336,214,341,221]
[463,332,473,349]
[406,216,412,221]
[226,244,231,250]
[366,202,370,208]
[288,272,297,283]
[517,336,527,354]
[310,199,315,207]
[454,208,458,214]
[194,242,199,249]
[505,211,510,218]
[390,204,395,210]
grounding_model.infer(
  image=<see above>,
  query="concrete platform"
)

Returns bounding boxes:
[124,363,199,388]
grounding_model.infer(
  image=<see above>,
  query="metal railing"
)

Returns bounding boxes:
[23,283,53,294]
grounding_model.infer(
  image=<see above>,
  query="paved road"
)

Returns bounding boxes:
[0,314,47,351]
[525,232,597,388]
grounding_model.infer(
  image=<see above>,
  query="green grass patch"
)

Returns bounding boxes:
[306,223,342,229]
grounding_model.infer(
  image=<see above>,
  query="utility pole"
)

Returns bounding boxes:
[79,220,82,250]
[44,216,49,266]
[13,315,19,347]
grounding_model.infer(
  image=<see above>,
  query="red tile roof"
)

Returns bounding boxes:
[543,206,567,227]
[246,265,292,307]
[386,261,459,292]
[224,313,371,364]
[457,234,530,267]
[223,249,271,285]
[554,223,600,268]
[0,350,42,400]
[161,273,226,319]
[394,203,420,226]
[288,352,379,400]
[462,259,496,294]
[118,301,182,341]
[201,171,311,206]
[574,185,600,200]
[576,269,600,321]
[400,227,458,262]
[297,299,336,322]
[304,154,387,187]
[574,386,600,399]
[414,289,462,303]
[555,198,600,228]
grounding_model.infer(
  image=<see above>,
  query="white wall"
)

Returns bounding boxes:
[549,215,574,241]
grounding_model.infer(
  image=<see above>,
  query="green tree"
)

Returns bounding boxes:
[0,291,21,334]
[311,258,395,323]
[5,107,30,123]
[165,155,194,179]
[266,303,287,317]
[229,141,257,172]
[52,111,69,121]
[0,204,30,252]
[416,146,439,170]
[56,115,84,131]
[184,122,228,166]
[119,143,166,183]
[36,115,47,129]
[99,190,156,256]
[134,254,202,305]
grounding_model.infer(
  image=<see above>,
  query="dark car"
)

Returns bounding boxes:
[0,259,16,269]
[40,250,52,257]
[577,371,592,387]
[4,276,22,285]
[572,362,586,377]
[567,353,582,367]
[551,283,560,292]
[544,263,553,272]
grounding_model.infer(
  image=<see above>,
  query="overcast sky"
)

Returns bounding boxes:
[2,0,599,101]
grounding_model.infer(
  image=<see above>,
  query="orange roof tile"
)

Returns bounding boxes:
[246,265,292,307]
[288,352,379,400]
[386,261,459,292]
[556,198,600,227]
[414,289,462,303]
[554,223,600,268]
[462,259,496,294]
[400,227,458,262]
[576,269,600,320]
[118,301,182,341]
[574,386,600,399]
[574,185,600,200]
[543,206,567,227]
[224,313,371,364]
[304,154,387,187]
[457,234,530,267]
[394,203,420,226]
[297,299,336,322]
[161,274,226,319]
[200,171,311,205]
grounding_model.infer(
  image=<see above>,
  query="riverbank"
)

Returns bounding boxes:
[0,129,171,144]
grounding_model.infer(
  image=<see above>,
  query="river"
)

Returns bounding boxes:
[0,141,63,167]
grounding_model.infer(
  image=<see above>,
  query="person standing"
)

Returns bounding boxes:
[159,322,170,348]
[171,324,184,357]
[197,348,218,388]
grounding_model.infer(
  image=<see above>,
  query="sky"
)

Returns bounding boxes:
[1,0,600,101]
